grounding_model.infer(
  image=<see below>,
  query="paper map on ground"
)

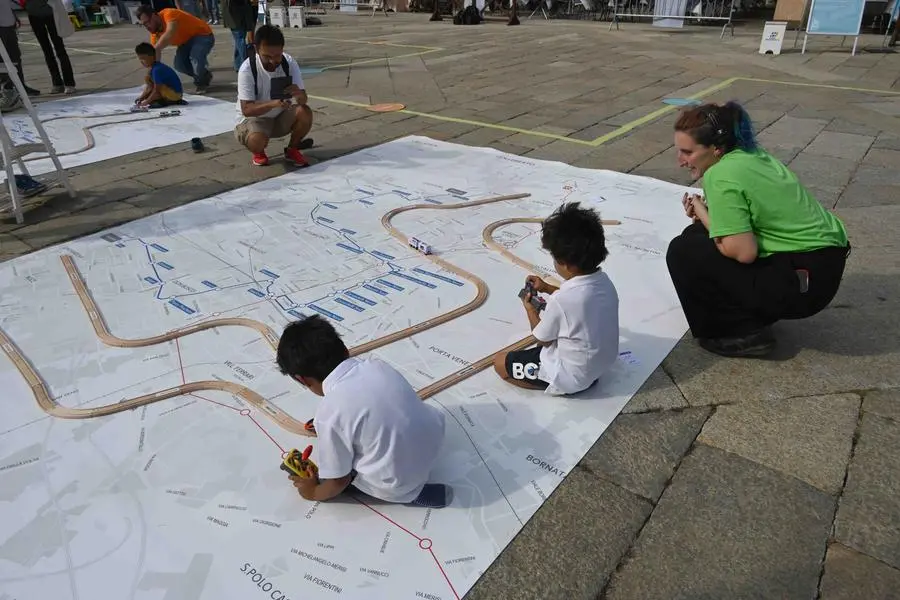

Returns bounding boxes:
[0,136,692,600]
[1,87,234,181]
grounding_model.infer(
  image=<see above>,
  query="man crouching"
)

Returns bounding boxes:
[235,24,313,167]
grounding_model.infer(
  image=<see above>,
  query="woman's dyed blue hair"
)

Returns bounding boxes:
[674,100,758,153]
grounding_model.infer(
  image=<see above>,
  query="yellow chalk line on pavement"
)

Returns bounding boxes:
[311,76,900,148]
[739,77,900,96]
[310,78,739,147]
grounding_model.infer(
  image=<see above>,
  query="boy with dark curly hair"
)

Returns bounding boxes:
[493,202,620,395]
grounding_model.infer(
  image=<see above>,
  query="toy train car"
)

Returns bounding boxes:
[407,236,432,255]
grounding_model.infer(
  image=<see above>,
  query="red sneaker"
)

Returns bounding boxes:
[252,152,269,166]
[284,146,309,167]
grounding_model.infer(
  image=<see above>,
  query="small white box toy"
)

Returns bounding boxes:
[408,236,418,248]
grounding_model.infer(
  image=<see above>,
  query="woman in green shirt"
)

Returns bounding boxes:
[666,101,851,358]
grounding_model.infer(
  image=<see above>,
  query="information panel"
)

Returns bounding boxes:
[806,0,865,35]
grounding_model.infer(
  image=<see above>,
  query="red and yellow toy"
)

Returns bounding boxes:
[280,445,319,479]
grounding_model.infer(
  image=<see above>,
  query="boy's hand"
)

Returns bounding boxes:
[525,275,547,294]
[289,471,318,501]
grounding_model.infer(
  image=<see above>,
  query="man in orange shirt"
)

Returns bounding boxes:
[137,5,216,94]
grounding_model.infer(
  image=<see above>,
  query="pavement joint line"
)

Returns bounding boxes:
[295,35,443,52]
[313,76,900,147]
[21,41,127,56]
[319,48,444,71]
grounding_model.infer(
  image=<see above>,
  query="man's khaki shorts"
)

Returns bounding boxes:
[235,109,297,147]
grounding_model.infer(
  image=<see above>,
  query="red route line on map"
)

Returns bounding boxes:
[247,414,285,454]
[175,338,186,384]
[186,384,460,598]
[353,496,460,600]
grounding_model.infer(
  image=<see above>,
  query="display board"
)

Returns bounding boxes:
[773,0,809,23]
[806,0,865,35]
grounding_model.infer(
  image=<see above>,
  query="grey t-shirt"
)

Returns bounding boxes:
[0,0,17,27]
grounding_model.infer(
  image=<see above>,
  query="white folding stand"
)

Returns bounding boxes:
[0,39,76,224]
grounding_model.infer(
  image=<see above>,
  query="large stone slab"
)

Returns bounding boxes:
[581,408,710,501]
[0,233,31,262]
[834,413,900,569]
[622,366,689,413]
[465,469,652,600]
[804,131,875,162]
[788,153,857,191]
[838,181,900,208]
[833,205,900,248]
[697,394,860,494]
[863,389,900,421]
[604,445,835,600]
[820,543,900,600]
[756,115,829,149]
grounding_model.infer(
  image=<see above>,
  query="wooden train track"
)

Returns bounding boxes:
[20,111,181,163]
[2,192,601,434]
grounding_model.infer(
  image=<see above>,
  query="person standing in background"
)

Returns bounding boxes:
[202,0,220,24]
[0,0,41,107]
[174,0,202,16]
[222,0,256,71]
[24,0,76,94]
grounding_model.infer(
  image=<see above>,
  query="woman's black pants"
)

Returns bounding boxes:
[666,222,850,339]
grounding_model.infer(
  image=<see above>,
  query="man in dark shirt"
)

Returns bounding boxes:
[0,0,40,107]
[24,0,76,94]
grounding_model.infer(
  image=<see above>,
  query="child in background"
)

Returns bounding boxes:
[494,201,620,395]
[276,315,452,509]
[133,42,187,109]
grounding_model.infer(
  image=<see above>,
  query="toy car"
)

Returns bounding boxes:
[518,281,546,312]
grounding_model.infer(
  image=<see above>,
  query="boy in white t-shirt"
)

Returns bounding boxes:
[234,24,313,167]
[276,315,452,509]
[493,202,620,396]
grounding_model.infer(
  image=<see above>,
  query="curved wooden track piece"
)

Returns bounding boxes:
[22,111,176,163]
[0,327,311,435]
[4,191,618,435]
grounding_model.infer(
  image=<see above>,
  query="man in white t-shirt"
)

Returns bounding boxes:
[235,24,313,167]
[276,315,452,509]
[493,202,620,396]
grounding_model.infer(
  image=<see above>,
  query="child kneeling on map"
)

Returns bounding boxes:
[493,202,620,395]
[276,315,452,509]
[134,43,188,109]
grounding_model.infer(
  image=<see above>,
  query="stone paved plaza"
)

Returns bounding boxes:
[2,11,899,599]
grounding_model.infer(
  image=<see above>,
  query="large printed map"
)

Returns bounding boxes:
[1,87,234,183]
[0,136,693,600]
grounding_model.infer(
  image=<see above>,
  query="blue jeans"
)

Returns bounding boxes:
[206,0,220,19]
[179,0,203,16]
[231,29,249,71]
[174,34,215,87]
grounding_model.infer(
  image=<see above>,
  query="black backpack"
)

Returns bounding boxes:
[246,45,290,100]
[453,4,482,24]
